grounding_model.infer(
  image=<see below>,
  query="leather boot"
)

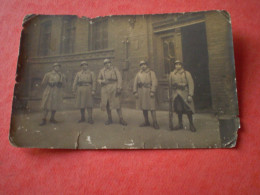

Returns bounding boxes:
[173,114,183,130]
[190,123,197,132]
[140,121,150,127]
[105,114,113,125]
[39,119,46,126]
[153,122,160,129]
[140,110,150,127]
[119,118,127,126]
[187,113,196,132]
[87,108,94,124]
[105,118,113,125]
[50,111,58,123]
[78,109,85,123]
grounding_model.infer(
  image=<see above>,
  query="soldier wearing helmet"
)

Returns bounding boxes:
[97,59,127,126]
[40,63,66,126]
[168,60,196,132]
[72,61,96,124]
[133,60,159,129]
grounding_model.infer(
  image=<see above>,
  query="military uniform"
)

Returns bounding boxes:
[73,70,96,109]
[41,70,65,111]
[169,69,195,113]
[39,63,65,126]
[98,66,122,111]
[133,60,159,129]
[169,60,196,132]
[133,68,158,110]
[98,59,127,126]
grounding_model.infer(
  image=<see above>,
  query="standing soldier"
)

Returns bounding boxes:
[73,61,96,124]
[97,59,127,126]
[40,63,65,126]
[133,60,160,129]
[168,60,196,132]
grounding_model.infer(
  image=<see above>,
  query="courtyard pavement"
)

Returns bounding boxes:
[10,108,221,149]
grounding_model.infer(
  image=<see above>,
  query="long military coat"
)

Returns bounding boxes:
[73,70,96,109]
[169,68,195,113]
[41,70,65,110]
[98,66,122,110]
[133,68,158,110]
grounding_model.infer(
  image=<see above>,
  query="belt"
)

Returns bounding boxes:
[106,80,117,84]
[171,84,187,90]
[78,82,92,86]
[137,83,151,88]
[48,82,62,88]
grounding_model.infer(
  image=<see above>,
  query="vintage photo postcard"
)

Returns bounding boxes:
[9,10,240,149]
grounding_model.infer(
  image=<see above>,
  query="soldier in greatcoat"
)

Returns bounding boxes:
[133,60,160,129]
[168,60,196,132]
[73,61,96,124]
[97,59,127,126]
[40,63,66,126]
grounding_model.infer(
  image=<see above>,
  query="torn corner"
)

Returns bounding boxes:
[9,135,19,148]
[219,117,240,148]
[22,14,37,26]
[217,10,231,24]
[223,135,238,148]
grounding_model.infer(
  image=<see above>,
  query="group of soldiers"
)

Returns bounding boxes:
[39,58,196,132]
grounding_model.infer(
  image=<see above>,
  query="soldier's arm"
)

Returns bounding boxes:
[97,70,104,85]
[72,73,79,92]
[41,73,49,87]
[115,68,122,90]
[91,72,97,92]
[62,73,67,87]
[186,71,194,97]
[150,71,158,93]
[168,72,172,85]
[133,73,138,94]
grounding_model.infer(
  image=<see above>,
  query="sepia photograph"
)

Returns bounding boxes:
[10,10,239,149]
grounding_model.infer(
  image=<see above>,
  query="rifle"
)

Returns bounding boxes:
[169,73,173,130]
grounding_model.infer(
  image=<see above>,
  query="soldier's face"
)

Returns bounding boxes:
[54,66,60,72]
[175,63,182,70]
[105,62,112,69]
[82,65,88,70]
[141,64,148,71]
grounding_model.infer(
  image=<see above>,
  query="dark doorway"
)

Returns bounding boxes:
[181,22,212,112]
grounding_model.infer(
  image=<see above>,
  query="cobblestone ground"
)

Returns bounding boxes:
[10,108,221,149]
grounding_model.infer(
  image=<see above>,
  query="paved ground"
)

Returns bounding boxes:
[10,108,221,149]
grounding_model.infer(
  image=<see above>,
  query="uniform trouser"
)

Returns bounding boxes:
[80,108,93,120]
[173,95,193,125]
[42,110,56,120]
[142,110,158,123]
[106,102,124,121]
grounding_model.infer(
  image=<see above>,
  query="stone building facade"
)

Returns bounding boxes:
[16,11,238,115]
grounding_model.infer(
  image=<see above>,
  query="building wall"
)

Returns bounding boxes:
[17,13,238,114]
[205,11,238,115]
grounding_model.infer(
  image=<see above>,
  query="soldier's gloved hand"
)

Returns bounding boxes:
[187,95,192,103]
[134,93,138,98]
[91,91,95,96]
[116,88,121,96]
[150,92,155,97]
[100,80,107,85]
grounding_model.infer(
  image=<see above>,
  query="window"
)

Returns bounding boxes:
[60,16,76,54]
[163,37,175,74]
[38,21,52,56]
[89,19,108,50]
